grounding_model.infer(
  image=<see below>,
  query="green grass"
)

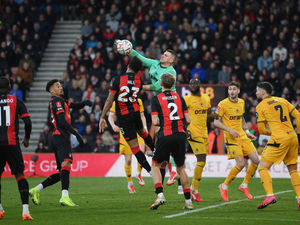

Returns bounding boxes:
[1,177,299,225]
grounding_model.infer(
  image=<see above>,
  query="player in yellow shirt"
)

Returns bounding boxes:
[184,78,213,202]
[256,82,300,209]
[108,98,147,194]
[214,81,259,201]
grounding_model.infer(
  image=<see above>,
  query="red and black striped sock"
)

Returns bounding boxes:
[140,130,155,151]
[183,188,191,200]
[42,173,61,189]
[61,166,70,191]
[16,176,29,204]
[132,147,151,173]
[155,183,163,195]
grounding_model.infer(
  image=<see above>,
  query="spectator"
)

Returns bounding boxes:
[272,41,287,62]
[38,124,51,151]
[84,124,96,148]
[257,50,273,71]
[74,137,93,153]
[15,62,33,85]
[35,142,47,153]
[68,80,83,102]
[190,62,205,81]
[94,135,105,152]
[9,83,23,100]
[206,62,218,84]
[218,65,230,84]
[101,129,116,152]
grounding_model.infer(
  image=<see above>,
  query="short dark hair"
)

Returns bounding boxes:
[128,56,143,73]
[161,73,175,89]
[228,81,240,89]
[165,49,178,65]
[46,79,59,92]
[257,82,273,95]
[0,77,10,93]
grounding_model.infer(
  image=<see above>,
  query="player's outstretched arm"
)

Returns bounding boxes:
[99,92,116,133]
[129,49,157,68]
[69,100,93,109]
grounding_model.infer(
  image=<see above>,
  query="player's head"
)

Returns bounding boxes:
[0,77,11,93]
[256,82,273,100]
[46,79,64,96]
[189,78,201,95]
[128,56,143,73]
[160,73,175,90]
[160,49,177,66]
[228,81,240,99]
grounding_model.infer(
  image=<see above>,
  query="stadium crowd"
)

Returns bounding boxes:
[1,0,300,153]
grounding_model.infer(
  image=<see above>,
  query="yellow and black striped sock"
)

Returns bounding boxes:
[290,170,300,198]
[124,165,132,182]
[224,166,241,186]
[258,166,273,195]
[192,162,205,191]
[243,163,258,184]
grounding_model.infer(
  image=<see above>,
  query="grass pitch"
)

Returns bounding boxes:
[1,177,299,225]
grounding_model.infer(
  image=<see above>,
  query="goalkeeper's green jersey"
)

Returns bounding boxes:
[130,50,177,95]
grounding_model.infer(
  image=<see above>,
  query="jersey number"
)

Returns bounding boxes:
[118,86,139,102]
[274,105,287,122]
[168,103,180,120]
[0,106,11,126]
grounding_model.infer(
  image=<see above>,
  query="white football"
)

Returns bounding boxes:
[116,39,132,55]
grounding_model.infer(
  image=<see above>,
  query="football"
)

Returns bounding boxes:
[116,39,132,55]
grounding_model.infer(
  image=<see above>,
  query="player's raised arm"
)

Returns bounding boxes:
[129,49,157,68]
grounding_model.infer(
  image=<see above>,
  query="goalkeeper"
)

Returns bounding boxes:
[121,44,180,188]
[127,48,177,95]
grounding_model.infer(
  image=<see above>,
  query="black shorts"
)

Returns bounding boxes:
[49,134,73,171]
[117,111,143,141]
[0,144,25,175]
[153,132,186,167]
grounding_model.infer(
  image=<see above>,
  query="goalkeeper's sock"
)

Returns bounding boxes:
[160,166,166,184]
[224,166,241,186]
[41,172,61,189]
[243,163,258,184]
[192,162,205,191]
[125,164,132,182]
[61,166,70,191]
[17,176,29,205]
[258,166,273,195]
[140,130,155,151]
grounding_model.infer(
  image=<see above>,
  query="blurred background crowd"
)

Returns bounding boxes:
[0,0,299,154]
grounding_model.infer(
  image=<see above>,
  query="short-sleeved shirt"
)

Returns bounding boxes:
[151,90,188,138]
[216,98,247,141]
[49,96,71,136]
[109,72,142,116]
[256,96,297,138]
[0,93,30,145]
[184,93,211,138]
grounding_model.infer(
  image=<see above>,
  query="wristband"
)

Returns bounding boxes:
[245,130,250,135]
[149,84,155,91]
[24,138,29,143]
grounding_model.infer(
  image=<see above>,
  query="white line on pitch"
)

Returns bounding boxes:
[164,190,293,219]
[186,216,300,222]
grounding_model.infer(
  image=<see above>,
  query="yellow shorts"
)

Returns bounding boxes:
[188,136,208,155]
[225,137,256,159]
[261,134,298,166]
[119,133,145,155]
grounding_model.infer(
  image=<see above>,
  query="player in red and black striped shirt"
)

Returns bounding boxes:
[30,80,91,207]
[0,77,33,220]
[149,73,193,210]
[99,57,154,174]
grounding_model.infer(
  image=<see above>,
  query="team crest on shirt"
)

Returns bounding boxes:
[56,102,62,108]
[200,102,203,107]
[236,109,239,113]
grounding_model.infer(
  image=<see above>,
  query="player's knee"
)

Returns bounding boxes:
[287,164,298,172]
